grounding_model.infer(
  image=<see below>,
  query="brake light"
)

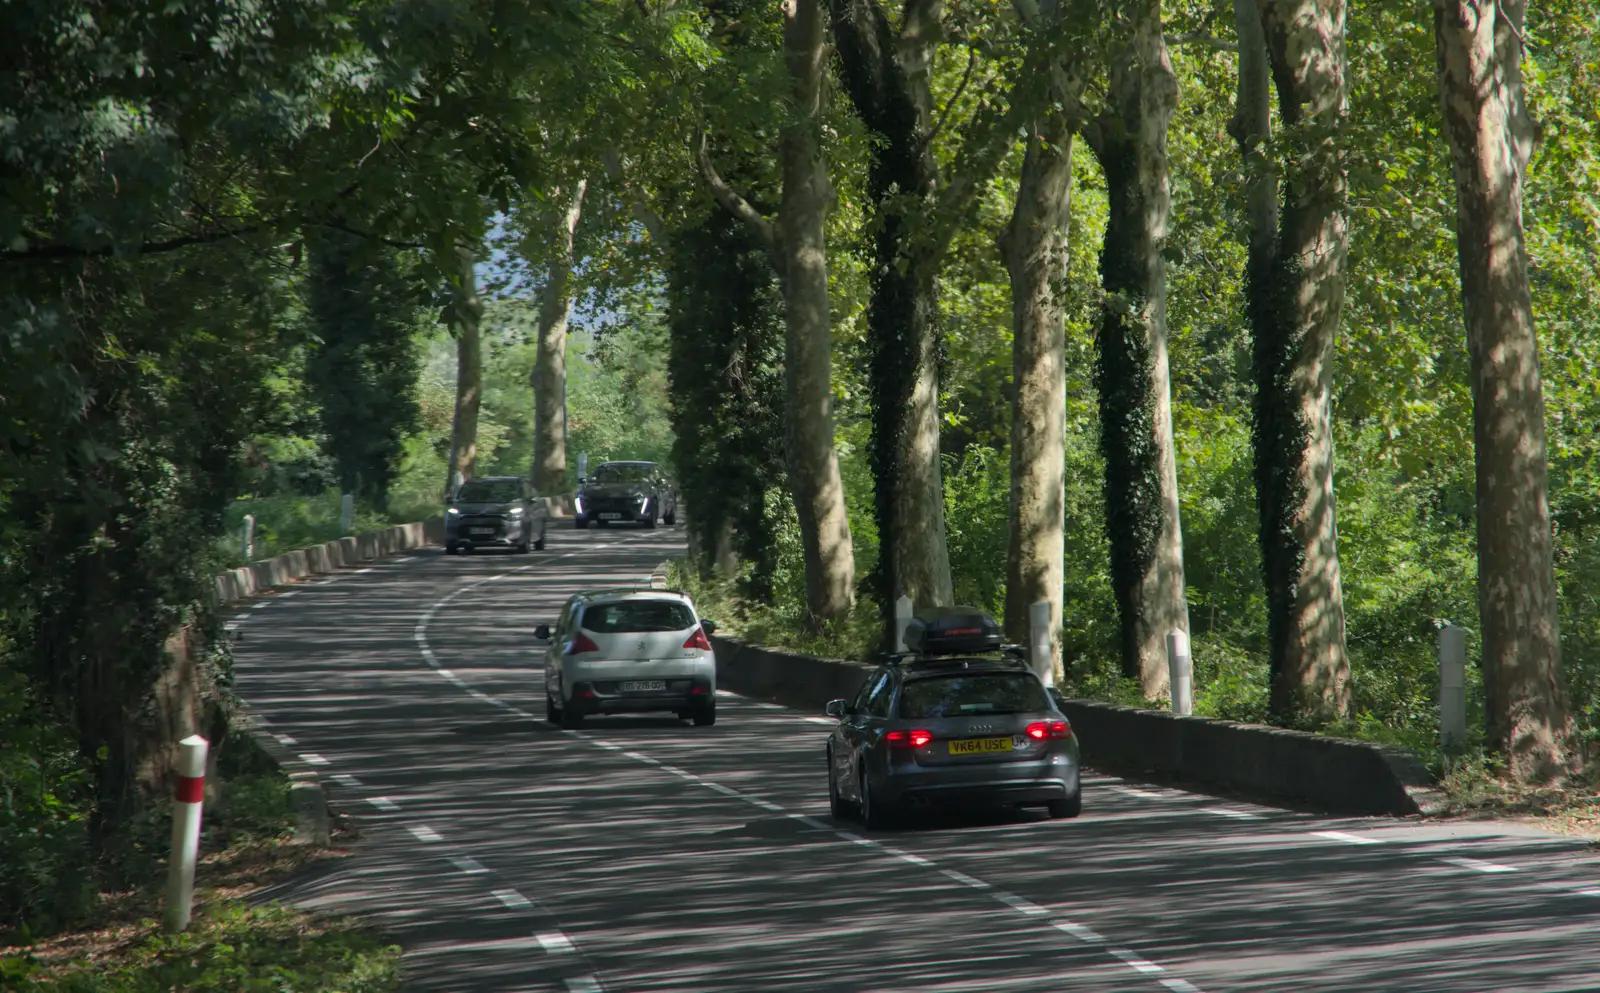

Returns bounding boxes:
[886,729,933,748]
[683,626,711,651]
[569,631,600,654]
[1025,720,1071,740]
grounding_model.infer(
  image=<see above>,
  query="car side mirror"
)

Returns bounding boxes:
[824,699,847,719]
[1047,687,1066,710]
[701,620,717,636]
[534,624,551,642]
[577,477,586,486]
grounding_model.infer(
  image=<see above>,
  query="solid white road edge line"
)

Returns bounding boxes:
[410,534,1206,993]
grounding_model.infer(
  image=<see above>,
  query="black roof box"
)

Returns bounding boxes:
[904,607,1003,656]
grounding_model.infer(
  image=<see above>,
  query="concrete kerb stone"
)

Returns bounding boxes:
[708,633,1438,818]
[236,708,330,846]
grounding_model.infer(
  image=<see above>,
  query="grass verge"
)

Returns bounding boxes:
[0,728,398,991]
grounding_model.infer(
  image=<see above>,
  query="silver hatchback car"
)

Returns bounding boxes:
[824,613,1081,828]
[536,589,718,729]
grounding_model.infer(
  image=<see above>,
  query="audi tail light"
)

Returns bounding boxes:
[885,729,934,748]
[1024,720,1071,740]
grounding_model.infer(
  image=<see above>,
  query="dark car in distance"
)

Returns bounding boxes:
[574,461,677,529]
[444,476,549,554]
[823,607,1082,828]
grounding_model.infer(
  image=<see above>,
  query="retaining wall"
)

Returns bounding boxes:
[710,635,1441,817]
[214,519,445,606]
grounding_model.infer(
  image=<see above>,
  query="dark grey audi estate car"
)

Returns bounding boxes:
[823,608,1082,828]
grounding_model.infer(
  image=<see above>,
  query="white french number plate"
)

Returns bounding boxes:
[470,527,494,534]
[599,512,622,520]
[620,680,666,692]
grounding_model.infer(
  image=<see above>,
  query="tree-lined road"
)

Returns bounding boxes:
[232,531,1600,992]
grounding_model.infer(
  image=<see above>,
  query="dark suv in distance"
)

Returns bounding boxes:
[574,461,678,529]
[444,476,549,554]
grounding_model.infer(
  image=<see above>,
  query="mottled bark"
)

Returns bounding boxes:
[780,0,856,627]
[690,0,855,629]
[446,244,483,495]
[1248,0,1351,724]
[829,0,954,624]
[1086,0,1186,700]
[1433,0,1573,781]
[532,180,587,496]
[1000,76,1075,681]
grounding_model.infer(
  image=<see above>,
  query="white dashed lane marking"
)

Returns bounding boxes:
[275,734,297,746]
[537,932,577,955]
[299,753,330,766]
[331,774,361,788]
[1109,785,1163,800]
[492,888,531,909]
[367,797,400,812]
[449,855,489,875]
[1441,856,1516,874]
[407,824,443,843]
[1199,807,1263,821]
[565,977,603,993]
[1312,830,1381,845]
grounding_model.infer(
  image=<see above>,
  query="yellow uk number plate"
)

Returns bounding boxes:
[949,736,1013,755]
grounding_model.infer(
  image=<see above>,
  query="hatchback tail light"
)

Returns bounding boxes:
[682,626,711,651]
[885,729,934,748]
[569,631,600,655]
[1025,720,1071,741]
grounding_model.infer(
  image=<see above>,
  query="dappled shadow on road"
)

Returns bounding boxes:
[230,531,1600,993]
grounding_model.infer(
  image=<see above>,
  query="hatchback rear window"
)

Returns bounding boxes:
[580,600,695,633]
[897,673,1049,718]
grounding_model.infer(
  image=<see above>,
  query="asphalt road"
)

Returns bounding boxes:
[230,525,1600,993]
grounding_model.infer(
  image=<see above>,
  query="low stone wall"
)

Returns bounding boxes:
[214,519,445,606]
[709,635,1440,817]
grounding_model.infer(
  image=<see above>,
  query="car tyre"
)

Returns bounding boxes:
[644,511,657,530]
[828,750,850,820]
[1048,790,1082,819]
[445,544,459,556]
[546,694,563,726]
[860,768,892,829]
[574,517,589,530]
[533,521,547,551]
[560,708,584,730]
[692,701,716,727]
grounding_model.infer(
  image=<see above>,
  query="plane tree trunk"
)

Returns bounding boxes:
[1433,0,1573,781]
[1245,0,1352,725]
[532,180,587,496]
[1085,0,1187,699]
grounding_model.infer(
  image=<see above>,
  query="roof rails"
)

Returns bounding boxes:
[577,586,691,599]
[881,644,1032,669]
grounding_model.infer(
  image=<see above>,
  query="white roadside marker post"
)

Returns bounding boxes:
[893,595,913,653]
[241,513,255,561]
[1029,600,1054,687]
[339,493,355,534]
[1439,624,1467,752]
[164,734,210,933]
[1166,629,1192,716]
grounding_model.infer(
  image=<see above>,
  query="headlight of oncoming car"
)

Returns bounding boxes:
[446,507,460,516]
[508,506,524,517]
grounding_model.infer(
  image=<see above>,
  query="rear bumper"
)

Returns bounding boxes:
[878,753,1080,809]
[565,682,714,715]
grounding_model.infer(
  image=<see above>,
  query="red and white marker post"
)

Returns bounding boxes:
[164,734,210,933]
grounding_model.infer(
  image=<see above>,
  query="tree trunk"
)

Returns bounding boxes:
[829,0,955,626]
[1248,0,1351,725]
[1000,111,1074,683]
[446,244,483,494]
[1433,0,1572,781]
[780,0,855,628]
[532,180,587,496]
[1086,0,1187,700]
